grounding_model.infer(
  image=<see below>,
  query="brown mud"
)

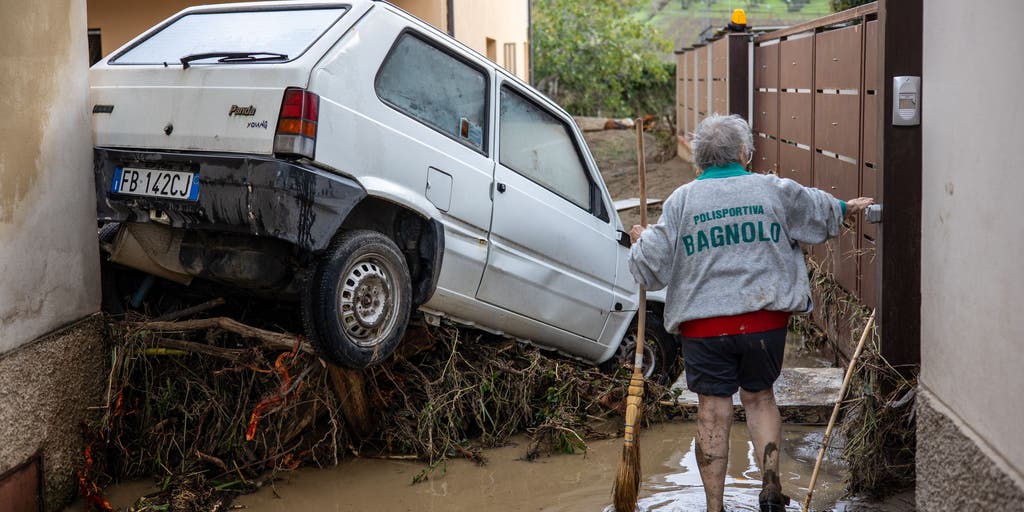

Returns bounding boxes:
[83,422,847,512]
[585,129,697,229]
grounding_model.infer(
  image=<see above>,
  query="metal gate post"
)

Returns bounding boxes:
[878,0,923,368]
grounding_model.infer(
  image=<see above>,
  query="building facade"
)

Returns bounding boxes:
[86,0,531,82]
[918,0,1024,508]
[0,0,105,509]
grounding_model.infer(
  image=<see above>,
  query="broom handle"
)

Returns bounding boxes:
[634,120,647,370]
[803,309,876,511]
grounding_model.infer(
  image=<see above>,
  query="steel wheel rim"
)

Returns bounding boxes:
[619,333,659,380]
[336,252,402,348]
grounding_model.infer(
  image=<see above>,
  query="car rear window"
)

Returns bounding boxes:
[110,7,348,65]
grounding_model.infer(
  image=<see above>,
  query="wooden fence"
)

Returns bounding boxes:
[675,33,749,139]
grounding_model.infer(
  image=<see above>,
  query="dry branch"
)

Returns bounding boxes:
[153,297,226,322]
[130,316,313,354]
[147,337,247,361]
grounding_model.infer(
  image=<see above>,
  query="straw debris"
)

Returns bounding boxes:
[799,257,917,500]
[79,306,673,510]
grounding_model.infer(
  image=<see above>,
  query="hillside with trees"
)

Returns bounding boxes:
[531,0,871,118]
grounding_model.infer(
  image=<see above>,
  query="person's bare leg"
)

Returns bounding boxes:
[740,388,787,508]
[696,394,734,512]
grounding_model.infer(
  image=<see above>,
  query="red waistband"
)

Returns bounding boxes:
[679,310,791,338]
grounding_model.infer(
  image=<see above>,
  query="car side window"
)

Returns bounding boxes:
[499,86,592,211]
[376,32,488,153]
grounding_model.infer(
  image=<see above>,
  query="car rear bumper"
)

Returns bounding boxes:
[95,148,366,252]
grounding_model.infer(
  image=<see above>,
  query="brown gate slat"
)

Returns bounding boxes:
[815,25,863,90]
[753,136,778,174]
[754,91,779,136]
[780,92,813,145]
[779,142,812,186]
[780,36,813,90]
[754,44,779,89]
[814,93,860,159]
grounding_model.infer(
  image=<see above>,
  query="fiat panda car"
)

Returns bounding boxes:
[91,0,678,381]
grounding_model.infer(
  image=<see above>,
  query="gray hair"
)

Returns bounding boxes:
[691,114,754,170]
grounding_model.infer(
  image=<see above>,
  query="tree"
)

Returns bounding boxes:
[830,0,873,12]
[532,0,673,117]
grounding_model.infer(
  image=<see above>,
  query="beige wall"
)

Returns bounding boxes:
[0,319,107,511]
[453,0,529,81]
[87,0,529,83]
[87,0,199,56]
[1,1,106,509]
[0,0,100,353]
[921,0,1024,482]
[394,0,447,32]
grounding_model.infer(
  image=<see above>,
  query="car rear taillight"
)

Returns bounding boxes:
[274,87,319,159]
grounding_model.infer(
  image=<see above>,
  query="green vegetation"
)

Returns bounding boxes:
[829,0,875,12]
[642,0,834,52]
[530,0,870,118]
[532,0,674,117]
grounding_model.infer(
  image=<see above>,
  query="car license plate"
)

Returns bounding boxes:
[111,166,199,201]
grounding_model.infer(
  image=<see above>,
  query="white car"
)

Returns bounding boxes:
[91,0,677,381]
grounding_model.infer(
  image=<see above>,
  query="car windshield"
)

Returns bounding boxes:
[110,7,348,65]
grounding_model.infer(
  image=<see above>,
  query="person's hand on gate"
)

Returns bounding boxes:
[845,197,874,217]
[630,224,647,244]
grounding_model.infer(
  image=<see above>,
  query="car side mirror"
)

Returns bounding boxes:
[617,230,632,248]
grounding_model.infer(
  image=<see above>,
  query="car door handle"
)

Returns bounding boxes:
[496,182,506,193]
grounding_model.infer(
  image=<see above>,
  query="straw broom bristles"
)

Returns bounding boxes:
[613,371,645,511]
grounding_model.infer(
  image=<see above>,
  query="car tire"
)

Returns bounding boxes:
[305,230,412,369]
[603,312,681,385]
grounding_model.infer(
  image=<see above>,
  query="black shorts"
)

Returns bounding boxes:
[680,327,786,397]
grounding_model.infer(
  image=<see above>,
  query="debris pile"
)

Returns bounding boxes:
[839,336,917,498]
[798,259,918,499]
[80,300,674,510]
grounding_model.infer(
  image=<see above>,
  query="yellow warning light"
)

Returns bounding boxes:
[731,9,747,26]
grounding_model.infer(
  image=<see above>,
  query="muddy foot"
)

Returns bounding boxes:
[758,487,791,512]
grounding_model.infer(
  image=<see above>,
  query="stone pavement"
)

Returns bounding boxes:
[835,490,916,511]
[671,367,846,424]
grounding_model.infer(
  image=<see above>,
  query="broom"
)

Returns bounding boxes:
[612,119,649,512]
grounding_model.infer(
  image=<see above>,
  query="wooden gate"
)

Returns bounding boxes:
[751,4,881,337]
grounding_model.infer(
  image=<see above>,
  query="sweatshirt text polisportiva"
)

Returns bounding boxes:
[628,163,846,333]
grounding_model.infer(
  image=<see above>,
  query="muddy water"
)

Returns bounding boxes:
[228,422,845,512]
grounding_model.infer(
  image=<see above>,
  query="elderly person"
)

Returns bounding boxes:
[629,114,872,512]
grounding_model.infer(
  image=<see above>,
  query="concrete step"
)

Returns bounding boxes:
[669,367,845,424]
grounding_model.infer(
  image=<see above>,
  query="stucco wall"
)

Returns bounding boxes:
[0,318,107,511]
[453,0,529,82]
[917,390,1024,511]
[0,0,100,353]
[86,0,529,83]
[921,0,1024,484]
[86,0,199,56]
[88,0,448,58]
[394,0,447,32]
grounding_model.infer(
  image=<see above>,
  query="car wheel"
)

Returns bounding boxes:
[305,230,412,369]
[606,312,680,385]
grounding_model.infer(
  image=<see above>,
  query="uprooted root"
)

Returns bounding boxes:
[80,313,673,510]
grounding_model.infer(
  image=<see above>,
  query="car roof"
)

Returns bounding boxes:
[176,0,369,16]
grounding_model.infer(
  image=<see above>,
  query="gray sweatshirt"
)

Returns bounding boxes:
[628,164,845,333]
